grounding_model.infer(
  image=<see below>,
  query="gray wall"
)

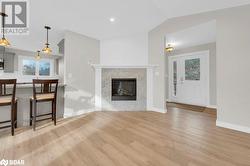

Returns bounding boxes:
[169,43,217,106]
[216,7,250,128]
[149,5,250,129]
[64,31,100,117]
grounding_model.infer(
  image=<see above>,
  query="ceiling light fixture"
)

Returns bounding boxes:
[165,44,174,53]
[42,26,52,54]
[109,17,116,22]
[35,50,41,60]
[0,12,10,47]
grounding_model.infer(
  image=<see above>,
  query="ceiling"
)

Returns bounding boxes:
[165,21,216,50]
[5,0,250,53]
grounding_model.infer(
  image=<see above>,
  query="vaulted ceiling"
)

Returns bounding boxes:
[6,0,250,53]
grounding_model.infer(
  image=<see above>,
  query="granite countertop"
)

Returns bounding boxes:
[16,82,66,88]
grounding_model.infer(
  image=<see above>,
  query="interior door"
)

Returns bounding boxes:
[169,51,209,106]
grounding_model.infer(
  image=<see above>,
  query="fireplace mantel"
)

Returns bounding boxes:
[93,64,166,113]
[91,64,158,70]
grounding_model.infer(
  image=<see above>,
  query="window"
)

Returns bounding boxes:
[22,59,36,75]
[39,61,50,76]
[173,61,177,96]
[19,56,54,77]
[185,58,200,81]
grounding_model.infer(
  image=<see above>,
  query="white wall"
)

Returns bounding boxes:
[216,7,250,131]
[100,33,148,65]
[149,4,250,133]
[64,31,100,117]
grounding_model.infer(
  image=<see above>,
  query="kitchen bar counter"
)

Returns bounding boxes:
[0,83,65,127]
[16,82,66,88]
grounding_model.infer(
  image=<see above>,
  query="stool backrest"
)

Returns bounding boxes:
[0,79,17,107]
[32,79,59,100]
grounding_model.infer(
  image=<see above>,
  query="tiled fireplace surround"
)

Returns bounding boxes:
[93,65,155,111]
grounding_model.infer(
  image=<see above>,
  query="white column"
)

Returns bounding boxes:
[147,67,154,111]
[95,67,102,111]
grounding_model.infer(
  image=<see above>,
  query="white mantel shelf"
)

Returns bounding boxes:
[91,64,158,69]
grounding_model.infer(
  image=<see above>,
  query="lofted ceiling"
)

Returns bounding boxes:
[4,0,250,53]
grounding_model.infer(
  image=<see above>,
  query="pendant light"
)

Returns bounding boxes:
[0,12,10,47]
[42,26,52,54]
[35,50,41,60]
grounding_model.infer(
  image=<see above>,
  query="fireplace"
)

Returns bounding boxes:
[112,78,137,101]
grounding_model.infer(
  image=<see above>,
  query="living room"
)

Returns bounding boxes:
[0,0,250,165]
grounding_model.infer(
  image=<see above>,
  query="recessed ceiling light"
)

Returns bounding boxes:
[109,17,116,22]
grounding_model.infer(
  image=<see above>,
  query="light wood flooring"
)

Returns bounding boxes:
[0,107,250,166]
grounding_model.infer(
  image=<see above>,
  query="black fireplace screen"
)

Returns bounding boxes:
[112,78,136,101]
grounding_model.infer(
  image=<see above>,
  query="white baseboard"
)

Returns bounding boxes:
[63,109,96,118]
[150,107,167,113]
[166,99,171,102]
[216,121,250,134]
[207,105,217,109]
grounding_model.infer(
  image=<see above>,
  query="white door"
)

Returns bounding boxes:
[169,51,209,106]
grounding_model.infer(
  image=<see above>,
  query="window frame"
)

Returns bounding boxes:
[18,56,54,77]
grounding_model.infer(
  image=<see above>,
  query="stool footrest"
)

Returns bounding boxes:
[36,117,53,122]
[0,120,11,124]
[0,125,11,129]
[36,113,52,117]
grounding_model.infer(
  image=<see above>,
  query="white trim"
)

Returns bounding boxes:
[168,50,210,106]
[216,121,250,134]
[166,98,171,102]
[18,55,55,78]
[205,51,210,106]
[147,68,154,110]
[150,107,167,113]
[207,105,217,109]
[93,65,157,111]
[64,109,96,118]
[169,50,209,58]
[91,64,158,69]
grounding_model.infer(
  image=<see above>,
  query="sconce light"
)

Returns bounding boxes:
[165,44,174,53]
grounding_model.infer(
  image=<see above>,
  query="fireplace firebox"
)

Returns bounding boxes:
[112,78,137,101]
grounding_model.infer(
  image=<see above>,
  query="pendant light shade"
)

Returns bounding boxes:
[42,26,52,54]
[0,37,10,46]
[42,46,52,54]
[35,50,41,60]
[0,12,10,47]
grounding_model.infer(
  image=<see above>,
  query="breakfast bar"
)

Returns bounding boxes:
[0,45,65,129]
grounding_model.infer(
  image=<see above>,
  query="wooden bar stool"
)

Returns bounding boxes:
[0,79,17,136]
[30,79,58,131]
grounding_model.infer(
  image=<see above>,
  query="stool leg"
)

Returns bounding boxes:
[51,101,54,121]
[15,102,17,128]
[33,100,37,131]
[30,100,32,126]
[53,100,56,126]
[11,105,14,136]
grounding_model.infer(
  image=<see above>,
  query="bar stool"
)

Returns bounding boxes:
[0,79,17,136]
[30,79,58,131]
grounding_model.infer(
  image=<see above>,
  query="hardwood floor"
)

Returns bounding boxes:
[0,107,250,166]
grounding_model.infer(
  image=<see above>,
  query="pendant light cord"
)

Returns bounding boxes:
[46,28,48,45]
[1,14,5,39]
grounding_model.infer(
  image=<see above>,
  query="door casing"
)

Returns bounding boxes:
[168,50,210,107]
